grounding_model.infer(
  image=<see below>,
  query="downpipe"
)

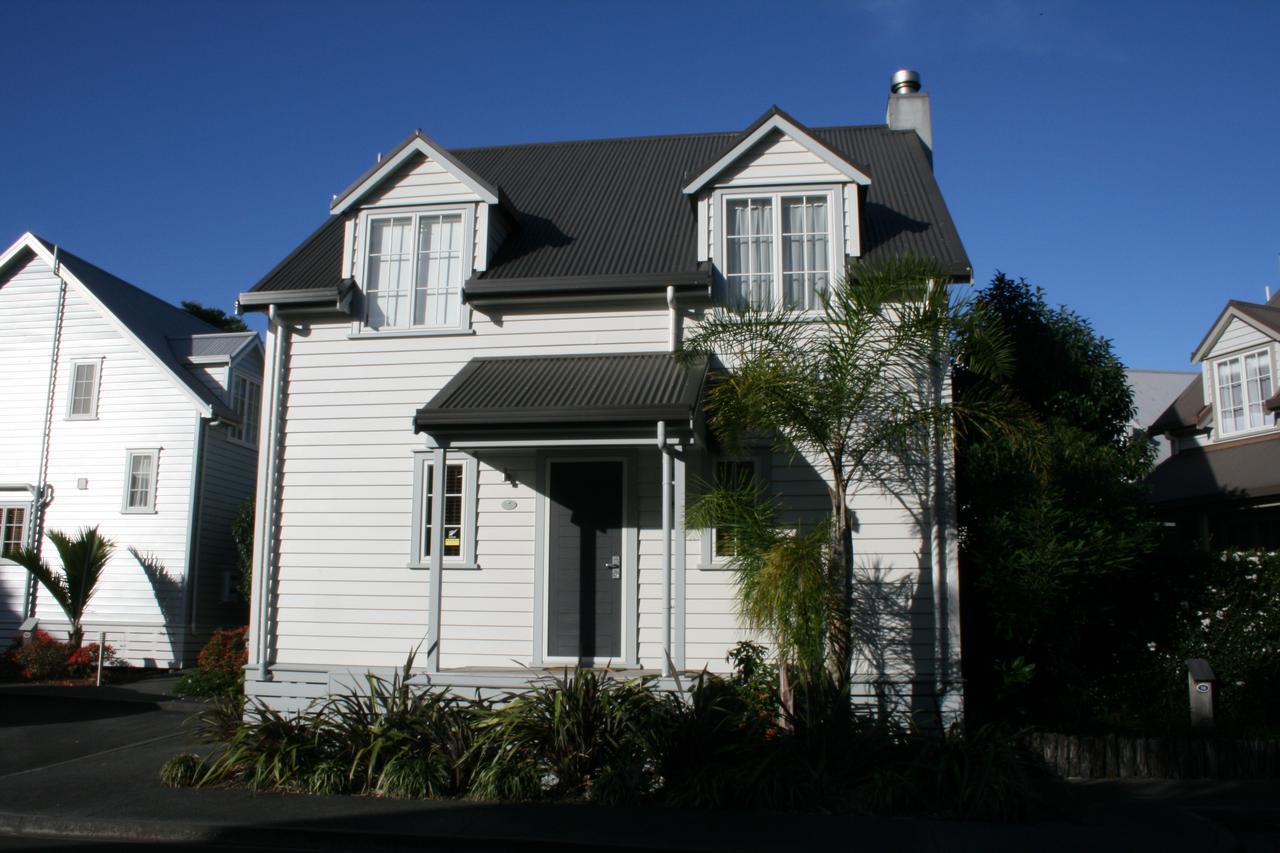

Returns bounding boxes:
[254,306,290,681]
[658,420,672,677]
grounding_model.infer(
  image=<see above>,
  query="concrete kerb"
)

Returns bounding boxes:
[0,812,718,853]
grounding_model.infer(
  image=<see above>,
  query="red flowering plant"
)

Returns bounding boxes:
[66,641,120,678]
[14,630,69,681]
[198,626,248,675]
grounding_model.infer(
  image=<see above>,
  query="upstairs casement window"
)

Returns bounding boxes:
[66,359,102,419]
[0,506,27,558]
[724,192,832,311]
[1216,349,1274,436]
[123,449,159,513]
[363,210,467,330]
[227,373,262,446]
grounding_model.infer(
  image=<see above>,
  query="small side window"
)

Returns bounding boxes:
[123,449,159,513]
[0,505,28,558]
[67,359,102,419]
[227,374,262,446]
[409,453,477,568]
[699,448,772,569]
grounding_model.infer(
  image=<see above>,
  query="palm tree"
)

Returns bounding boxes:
[9,526,115,649]
[682,255,1032,700]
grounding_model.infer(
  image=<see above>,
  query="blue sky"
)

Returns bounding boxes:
[2,0,1276,370]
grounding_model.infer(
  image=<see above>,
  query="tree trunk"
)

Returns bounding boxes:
[826,482,854,696]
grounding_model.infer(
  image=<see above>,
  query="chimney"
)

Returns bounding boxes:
[886,69,932,162]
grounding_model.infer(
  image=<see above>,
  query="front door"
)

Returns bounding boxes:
[547,460,623,660]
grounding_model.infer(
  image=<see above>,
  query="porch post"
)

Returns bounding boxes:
[672,446,686,672]
[426,445,447,672]
[659,421,673,677]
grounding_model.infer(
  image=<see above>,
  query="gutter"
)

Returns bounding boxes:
[252,306,291,681]
[182,414,214,654]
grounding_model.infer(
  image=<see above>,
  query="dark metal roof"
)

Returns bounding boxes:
[168,331,260,362]
[414,352,708,435]
[1148,375,1208,435]
[248,216,346,294]
[1231,301,1280,338]
[25,237,238,419]
[1146,438,1280,507]
[247,117,970,299]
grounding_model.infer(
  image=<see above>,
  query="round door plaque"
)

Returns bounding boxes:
[501,499,518,511]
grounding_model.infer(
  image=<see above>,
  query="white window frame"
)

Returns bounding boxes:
[409,451,478,569]
[1214,347,1275,439]
[355,205,475,335]
[122,449,159,514]
[226,372,262,447]
[66,357,103,420]
[697,446,772,570]
[0,503,31,559]
[715,186,843,312]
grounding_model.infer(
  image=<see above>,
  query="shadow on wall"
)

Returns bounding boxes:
[129,547,185,664]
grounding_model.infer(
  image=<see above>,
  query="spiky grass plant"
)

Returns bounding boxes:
[468,669,668,804]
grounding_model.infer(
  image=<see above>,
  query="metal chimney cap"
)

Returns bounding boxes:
[891,69,921,94]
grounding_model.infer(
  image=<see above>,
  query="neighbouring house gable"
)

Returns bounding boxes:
[0,233,235,421]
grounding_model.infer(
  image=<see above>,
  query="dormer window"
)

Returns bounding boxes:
[723,191,832,311]
[363,209,467,330]
[1216,349,1273,436]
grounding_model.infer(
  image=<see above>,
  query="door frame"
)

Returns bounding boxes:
[533,450,637,668]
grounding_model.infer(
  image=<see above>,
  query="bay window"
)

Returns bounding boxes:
[1216,349,1274,436]
[725,192,832,311]
[364,210,467,330]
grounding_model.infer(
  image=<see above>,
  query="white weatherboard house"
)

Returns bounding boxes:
[0,233,262,667]
[239,72,971,714]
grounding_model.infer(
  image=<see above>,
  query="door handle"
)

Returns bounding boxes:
[606,556,620,579]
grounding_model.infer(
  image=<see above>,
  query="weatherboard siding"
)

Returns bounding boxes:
[192,428,257,633]
[363,152,484,207]
[258,305,943,707]
[0,254,200,665]
[717,131,848,187]
[1207,316,1273,360]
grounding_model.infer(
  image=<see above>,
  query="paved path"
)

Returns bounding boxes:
[0,680,1250,852]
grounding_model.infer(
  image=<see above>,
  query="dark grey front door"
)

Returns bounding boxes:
[547,460,623,660]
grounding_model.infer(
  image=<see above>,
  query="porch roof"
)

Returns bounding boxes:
[413,351,708,438]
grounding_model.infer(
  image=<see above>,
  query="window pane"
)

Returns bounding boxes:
[2,507,25,556]
[414,214,464,327]
[128,454,154,509]
[714,460,756,558]
[781,197,829,310]
[1218,358,1245,434]
[70,363,96,416]
[423,463,466,559]
[1244,352,1273,429]
[366,217,413,329]
[726,199,774,310]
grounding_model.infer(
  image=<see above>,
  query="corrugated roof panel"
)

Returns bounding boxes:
[250,120,970,295]
[415,352,708,433]
[169,332,260,361]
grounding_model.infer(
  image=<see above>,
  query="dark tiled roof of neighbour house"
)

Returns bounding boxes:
[414,352,708,436]
[31,238,240,420]
[247,121,970,297]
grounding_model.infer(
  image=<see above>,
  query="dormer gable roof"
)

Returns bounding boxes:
[0,231,238,420]
[681,105,872,196]
[1190,299,1280,362]
[329,130,500,215]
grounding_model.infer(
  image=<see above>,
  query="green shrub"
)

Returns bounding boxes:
[174,667,243,698]
[160,753,206,788]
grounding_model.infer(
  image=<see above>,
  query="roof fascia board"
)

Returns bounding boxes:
[1191,304,1280,363]
[330,133,499,215]
[0,233,39,277]
[20,236,214,418]
[682,113,871,196]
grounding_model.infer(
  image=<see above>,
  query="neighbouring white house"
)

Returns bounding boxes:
[1146,290,1280,550]
[237,71,971,715]
[0,233,262,667]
